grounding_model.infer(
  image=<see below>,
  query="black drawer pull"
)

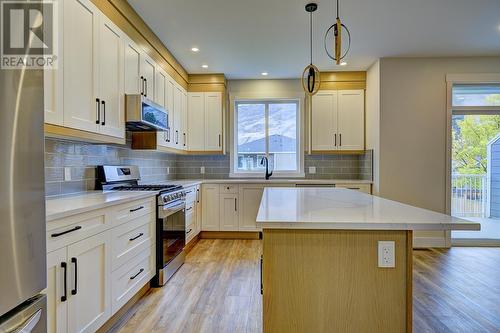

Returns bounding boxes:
[51,226,82,238]
[61,262,67,302]
[129,233,144,241]
[130,268,144,280]
[186,207,193,211]
[71,257,78,295]
[347,187,360,190]
[260,255,263,295]
[129,206,144,212]
[187,228,192,234]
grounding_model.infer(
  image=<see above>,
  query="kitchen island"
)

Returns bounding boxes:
[256,188,480,333]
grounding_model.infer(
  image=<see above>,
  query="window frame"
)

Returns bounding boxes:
[230,98,304,178]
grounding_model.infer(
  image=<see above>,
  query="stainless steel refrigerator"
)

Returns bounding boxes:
[0,57,47,331]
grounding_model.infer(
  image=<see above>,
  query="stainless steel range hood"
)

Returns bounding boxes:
[125,94,168,132]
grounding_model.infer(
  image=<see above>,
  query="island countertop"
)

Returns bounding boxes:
[256,187,481,231]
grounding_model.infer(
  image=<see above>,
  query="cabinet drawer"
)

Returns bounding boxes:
[185,186,197,204]
[220,184,239,194]
[111,246,154,314]
[335,183,371,194]
[47,209,109,252]
[111,213,155,271]
[111,197,155,227]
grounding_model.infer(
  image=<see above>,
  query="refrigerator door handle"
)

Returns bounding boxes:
[71,258,78,295]
[8,309,42,333]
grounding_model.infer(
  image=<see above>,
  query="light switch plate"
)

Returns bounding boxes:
[308,166,316,174]
[200,166,205,174]
[64,167,72,181]
[378,241,395,268]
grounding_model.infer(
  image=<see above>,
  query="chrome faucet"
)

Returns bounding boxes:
[260,156,273,180]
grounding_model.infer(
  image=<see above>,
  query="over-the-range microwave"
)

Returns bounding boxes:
[125,94,168,131]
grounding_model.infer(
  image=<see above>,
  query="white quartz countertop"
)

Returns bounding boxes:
[256,187,481,231]
[46,191,157,222]
[162,178,372,188]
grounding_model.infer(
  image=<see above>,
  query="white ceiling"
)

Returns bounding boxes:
[128,0,500,79]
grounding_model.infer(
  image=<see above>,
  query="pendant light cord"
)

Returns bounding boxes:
[336,0,339,19]
[310,11,313,64]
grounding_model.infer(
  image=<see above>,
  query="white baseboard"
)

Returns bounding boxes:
[413,236,448,248]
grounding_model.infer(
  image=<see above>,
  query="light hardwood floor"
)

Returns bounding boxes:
[109,240,500,333]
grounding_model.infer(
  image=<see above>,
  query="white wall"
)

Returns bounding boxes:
[377,57,500,247]
[366,61,380,195]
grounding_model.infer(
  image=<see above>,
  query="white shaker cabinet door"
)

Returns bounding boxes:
[63,0,99,133]
[187,92,205,151]
[124,38,141,95]
[67,231,111,333]
[338,90,365,151]
[97,15,124,139]
[220,194,239,231]
[204,92,223,151]
[311,91,337,151]
[47,248,68,333]
[140,54,155,100]
[201,184,220,231]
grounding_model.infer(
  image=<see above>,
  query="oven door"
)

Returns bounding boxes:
[158,202,186,268]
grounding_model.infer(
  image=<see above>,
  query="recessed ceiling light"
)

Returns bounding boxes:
[191,47,199,52]
[201,64,208,69]
[261,72,269,76]
[340,62,347,66]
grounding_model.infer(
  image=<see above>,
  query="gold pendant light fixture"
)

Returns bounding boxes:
[302,3,320,96]
[324,0,351,65]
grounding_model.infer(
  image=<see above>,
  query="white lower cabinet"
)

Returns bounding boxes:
[201,184,220,231]
[220,194,239,231]
[46,197,156,333]
[238,185,265,232]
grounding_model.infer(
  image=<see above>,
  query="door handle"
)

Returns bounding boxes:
[61,262,67,302]
[176,130,179,145]
[334,133,337,146]
[101,100,106,126]
[260,255,263,295]
[129,233,144,241]
[183,133,186,146]
[51,225,82,238]
[140,76,144,95]
[339,133,342,147]
[144,78,148,97]
[187,228,193,234]
[71,257,77,295]
[234,198,237,211]
[218,134,221,147]
[95,98,100,124]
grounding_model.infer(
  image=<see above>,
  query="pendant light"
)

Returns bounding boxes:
[302,3,320,96]
[324,0,351,65]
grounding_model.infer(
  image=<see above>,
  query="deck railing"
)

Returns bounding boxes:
[451,174,487,217]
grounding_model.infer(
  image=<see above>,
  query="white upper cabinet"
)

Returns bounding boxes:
[311,91,338,151]
[123,38,141,95]
[172,85,183,149]
[61,0,124,139]
[63,0,99,133]
[205,92,223,151]
[311,89,364,151]
[140,54,155,100]
[338,90,365,151]
[97,15,124,138]
[187,93,205,151]
[181,91,188,150]
[155,67,167,108]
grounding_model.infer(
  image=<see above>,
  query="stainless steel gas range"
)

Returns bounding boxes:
[96,165,186,286]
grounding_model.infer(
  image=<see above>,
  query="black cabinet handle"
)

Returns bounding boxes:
[196,189,200,203]
[144,78,147,97]
[61,262,67,302]
[101,100,105,126]
[260,255,263,295]
[130,268,144,280]
[129,206,144,212]
[186,207,193,211]
[129,233,144,241]
[339,133,342,147]
[95,98,100,124]
[334,133,337,146]
[140,76,144,95]
[187,228,192,234]
[51,226,82,238]
[218,134,221,147]
[176,130,179,145]
[234,198,237,211]
[347,187,360,190]
[71,258,77,295]
[183,133,186,146]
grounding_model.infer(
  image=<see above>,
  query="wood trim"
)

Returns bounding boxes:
[188,83,226,93]
[406,230,413,333]
[310,149,366,155]
[184,234,200,254]
[188,74,227,85]
[319,81,366,90]
[320,71,366,82]
[44,124,126,145]
[200,231,260,239]
[96,282,150,333]
[93,0,188,89]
